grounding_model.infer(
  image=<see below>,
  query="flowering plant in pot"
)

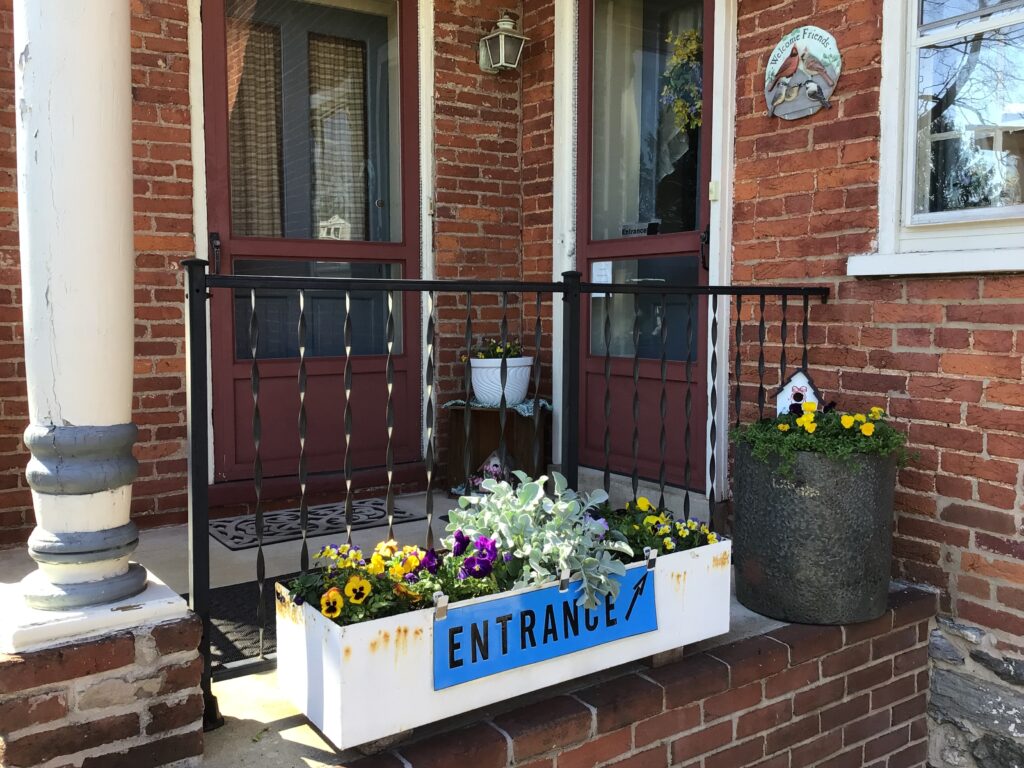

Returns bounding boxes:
[276,473,731,750]
[461,336,533,407]
[730,402,909,625]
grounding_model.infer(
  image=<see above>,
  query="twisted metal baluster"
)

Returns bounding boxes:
[802,293,810,372]
[385,290,396,540]
[779,294,789,391]
[531,293,543,475]
[297,290,309,572]
[424,291,436,550]
[498,292,509,474]
[603,292,612,495]
[631,302,641,502]
[708,295,719,531]
[757,294,766,421]
[658,293,668,510]
[683,294,693,522]
[249,289,266,656]
[343,290,354,543]
[734,295,743,428]
[463,292,473,491]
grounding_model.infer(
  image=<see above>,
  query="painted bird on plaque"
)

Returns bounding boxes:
[764,26,841,120]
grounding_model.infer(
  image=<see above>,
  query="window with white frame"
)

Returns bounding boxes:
[851,0,1024,275]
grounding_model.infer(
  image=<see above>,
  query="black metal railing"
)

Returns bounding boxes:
[181,259,828,728]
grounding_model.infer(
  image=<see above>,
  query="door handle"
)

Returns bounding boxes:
[209,232,222,274]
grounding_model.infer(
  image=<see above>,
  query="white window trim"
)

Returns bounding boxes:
[849,0,1024,277]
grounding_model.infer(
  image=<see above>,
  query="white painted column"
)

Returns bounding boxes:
[14,0,147,608]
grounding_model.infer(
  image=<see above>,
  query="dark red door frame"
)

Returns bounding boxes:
[201,0,422,489]
[575,0,715,491]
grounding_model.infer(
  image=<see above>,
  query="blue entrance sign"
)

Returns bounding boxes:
[433,566,658,690]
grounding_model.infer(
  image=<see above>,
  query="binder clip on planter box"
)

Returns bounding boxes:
[276,474,731,750]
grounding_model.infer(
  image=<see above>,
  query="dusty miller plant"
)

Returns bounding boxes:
[446,471,633,609]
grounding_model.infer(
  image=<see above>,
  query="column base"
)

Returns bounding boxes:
[1,573,186,655]
[20,561,149,611]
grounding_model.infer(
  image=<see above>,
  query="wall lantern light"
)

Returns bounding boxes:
[479,13,528,73]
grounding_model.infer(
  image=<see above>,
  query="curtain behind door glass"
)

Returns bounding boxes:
[226,18,284,238]
[591,0,703,240]
[309,34,369,241]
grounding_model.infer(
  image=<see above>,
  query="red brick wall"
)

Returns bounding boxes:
[0,615,204,767]
[431,1,557,473]
[732,0,1024,652]
[346,587,936,768]
[0,0,195,547]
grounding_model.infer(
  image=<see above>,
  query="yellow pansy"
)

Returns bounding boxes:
[394,582,423,602]
[804,422,817,434]
[375,539,399,557]
[320,587,343,618]
[841,415,855,429]
[869,406,885,420]
[687,519,698,530]
[854,414,867,423]
[344,575,372,604]
[635,497,652,512]
[860,422,875,436]
[389,563,407,580]
[366,553,386,575]
[700,524,709,534]
[644,514,668,528]
[707,533,719,545]
[802,401,818,413]
[663,537,676,551]
[777,423,791,432]
[404,554,421,572]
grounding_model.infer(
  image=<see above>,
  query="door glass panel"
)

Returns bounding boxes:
[233,259,403,359]
[914,21,1024,214]
[589,256,700,361]
[591,0,703,240]
[226,0,402,241]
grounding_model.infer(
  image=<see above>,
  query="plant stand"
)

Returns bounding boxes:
[446,405,550,490]
[731,443,897,625]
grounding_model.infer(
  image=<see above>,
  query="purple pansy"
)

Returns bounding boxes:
[458,556,494,580]
[452,530,470,557]
[503,551,513,562]
[474,535,498,563]
[403,572,418,582]
[421,549,439,574]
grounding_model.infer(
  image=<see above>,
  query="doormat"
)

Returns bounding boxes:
[183,576,296,666]
[208,498,425,551]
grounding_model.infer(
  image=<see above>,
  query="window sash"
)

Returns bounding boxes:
[901,5,1024,227]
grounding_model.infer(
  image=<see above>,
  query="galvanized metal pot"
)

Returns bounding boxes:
[731,443,897,625]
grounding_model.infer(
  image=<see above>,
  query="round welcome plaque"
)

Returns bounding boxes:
[764,26,841,120]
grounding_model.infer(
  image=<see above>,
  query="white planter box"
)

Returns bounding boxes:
[470,356,534,406]
[276,540,731,750]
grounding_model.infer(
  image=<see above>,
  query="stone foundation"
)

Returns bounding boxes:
[928,617,1024,768]
[0,615,203,768]
[343,586,936,768]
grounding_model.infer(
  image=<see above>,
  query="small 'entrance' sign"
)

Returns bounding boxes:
[764,26,841,120]
[433,566,658,689]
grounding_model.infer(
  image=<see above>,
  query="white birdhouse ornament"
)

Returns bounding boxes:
[776,370,821,417]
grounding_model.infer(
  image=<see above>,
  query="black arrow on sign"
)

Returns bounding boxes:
[623,570,649,622]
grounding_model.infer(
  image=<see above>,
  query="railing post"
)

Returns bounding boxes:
[181,258,224,731]
[560,271,581,490]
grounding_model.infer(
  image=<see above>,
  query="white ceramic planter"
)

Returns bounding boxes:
[470,356,534,407]
[276,540,731,750]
